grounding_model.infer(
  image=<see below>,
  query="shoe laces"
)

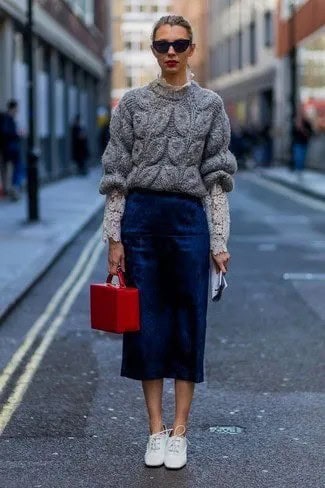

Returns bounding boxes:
[167,425,189,454]
[148,427,172,452]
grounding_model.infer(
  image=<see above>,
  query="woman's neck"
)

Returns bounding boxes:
[161,71,188,87]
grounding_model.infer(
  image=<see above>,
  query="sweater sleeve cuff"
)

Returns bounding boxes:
[99,173,128,196]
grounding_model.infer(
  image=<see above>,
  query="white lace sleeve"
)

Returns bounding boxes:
[203,183,230,255]
[102,189,126,243]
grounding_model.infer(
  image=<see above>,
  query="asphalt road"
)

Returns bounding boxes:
[0,173,324,488]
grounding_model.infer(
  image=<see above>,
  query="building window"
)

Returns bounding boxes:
[227,37,231,73]
[221,40,226,75]
[14,32,25,62]
[125,1,150,13]
[210,45,218,78]
[66,0,94,25]
[231,35,237,72]
[249,21,256,65]
[238,30,243,70]
[264,11,273,47]
[58,55,65,79]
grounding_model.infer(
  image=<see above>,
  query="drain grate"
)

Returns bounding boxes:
[209,426,245,435]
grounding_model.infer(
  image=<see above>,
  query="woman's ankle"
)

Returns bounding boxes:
[149,419,164,434]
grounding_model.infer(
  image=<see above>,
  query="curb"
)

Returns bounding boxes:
[260,174,325,203]
[0,201,104,324]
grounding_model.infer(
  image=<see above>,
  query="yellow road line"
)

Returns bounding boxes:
[0,225,102,395]
[0,239,104,435]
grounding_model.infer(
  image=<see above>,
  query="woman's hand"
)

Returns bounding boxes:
[211,251,230,274]
[108,239,125,275]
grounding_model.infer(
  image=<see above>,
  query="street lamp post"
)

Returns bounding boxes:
[26,0,39,221]
[289,1,297,171]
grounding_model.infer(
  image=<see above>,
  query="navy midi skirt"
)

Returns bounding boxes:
[120,189,210,383]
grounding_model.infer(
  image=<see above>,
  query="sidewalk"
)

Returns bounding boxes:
[0,168,104,321]
[259,167,325,201]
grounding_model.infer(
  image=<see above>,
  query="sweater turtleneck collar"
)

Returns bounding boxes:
[148,67,195,100]
[157,67,194,91]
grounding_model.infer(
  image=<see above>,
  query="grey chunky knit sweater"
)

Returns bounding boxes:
[99,80,237,198]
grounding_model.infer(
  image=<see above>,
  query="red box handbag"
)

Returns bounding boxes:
[90,267,140,334]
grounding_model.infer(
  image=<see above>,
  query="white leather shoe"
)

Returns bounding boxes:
[144,425,171,467]
[164,425,188,470]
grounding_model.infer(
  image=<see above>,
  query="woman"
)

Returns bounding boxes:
[293,114,313,172]
[99,15,237,469]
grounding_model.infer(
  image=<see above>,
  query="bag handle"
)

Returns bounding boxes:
[106,266,126,288]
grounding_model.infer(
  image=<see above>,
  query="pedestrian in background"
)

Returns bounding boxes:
[260,123,273,167]
[99,15,237,469]
[0,100,24,201]
[99,111,111,154]
[293,114,313,173]
[230,122,245,169]
[71,114,89,176]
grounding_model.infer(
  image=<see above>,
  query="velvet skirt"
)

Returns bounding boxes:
[120,188,210,383]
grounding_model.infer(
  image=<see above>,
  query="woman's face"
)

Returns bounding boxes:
[152,24,195,76]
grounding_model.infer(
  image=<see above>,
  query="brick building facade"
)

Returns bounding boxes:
[274,0,325,168]
[111,0,172,104]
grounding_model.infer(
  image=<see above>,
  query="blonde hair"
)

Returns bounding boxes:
[151,15,193,43]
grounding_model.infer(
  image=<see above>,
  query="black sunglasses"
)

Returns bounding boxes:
[152,39,192,54]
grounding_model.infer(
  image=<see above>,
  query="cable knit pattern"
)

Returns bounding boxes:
[103,184,230,254]
[99,81,237,198]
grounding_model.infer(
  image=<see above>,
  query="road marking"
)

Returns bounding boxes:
[0,239,104,435]
[240,173,325,212]
[209,426,245,434]
[258,243,277,252]
[0,226,102,396]
[283,273,325,281]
